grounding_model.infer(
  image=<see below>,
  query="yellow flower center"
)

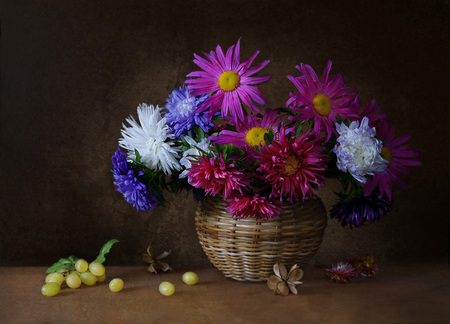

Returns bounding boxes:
[312,93,332,116]
[245,127,269,147]
[380,147,392,166]
[218,71,240,91]
[284,156,300,176]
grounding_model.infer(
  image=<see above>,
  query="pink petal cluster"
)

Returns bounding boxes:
[226,193,284,221]
[325,262,356,283]
[350,97,387,128]
[255,127,328,203]
[186,154,250,198]
[364,122,422,201]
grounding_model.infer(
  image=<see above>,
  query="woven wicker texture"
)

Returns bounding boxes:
[195,196,327,282]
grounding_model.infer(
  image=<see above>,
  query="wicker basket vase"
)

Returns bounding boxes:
[195,196,327,282]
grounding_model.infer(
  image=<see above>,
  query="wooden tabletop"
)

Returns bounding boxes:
[0,265,449,324]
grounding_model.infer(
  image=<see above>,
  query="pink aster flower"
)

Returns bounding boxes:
[255,127,328,203]
[185,38,272,124]
[286,60,358,141]
[186,154,250,198]
[364,122,422,201]
[350,96,387,128]
[211,109,284,153]
[226,193,284,221]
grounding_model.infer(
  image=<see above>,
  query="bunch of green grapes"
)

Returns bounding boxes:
[41,239,123,297]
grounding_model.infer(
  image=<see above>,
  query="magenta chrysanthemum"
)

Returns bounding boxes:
[185,38,272,124]
[364,122,422,201]
[226,193,284,220]
[211,109,284,152]
[325,262,356,283]
[287,60,358,141]
[255,127,328,203]
[186,154,250,198]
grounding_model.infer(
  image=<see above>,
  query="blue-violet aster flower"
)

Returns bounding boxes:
[112,148,158,212]
[330,192,391,228]
[165,85,213,138]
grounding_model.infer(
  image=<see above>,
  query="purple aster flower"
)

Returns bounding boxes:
[165,85,213,138]
[112,148,158,212]
[330,192,391,228]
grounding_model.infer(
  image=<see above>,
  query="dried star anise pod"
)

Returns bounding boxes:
[142,245,172,274]
[267,261,303,295]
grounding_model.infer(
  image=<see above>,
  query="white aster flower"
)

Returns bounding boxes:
[179,136,212,179]
[119,103,182,175]
[333,117,388,183]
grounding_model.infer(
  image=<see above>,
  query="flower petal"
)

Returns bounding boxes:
[288,266,304,281]
[276,281,290,296]
[267,275,281,290]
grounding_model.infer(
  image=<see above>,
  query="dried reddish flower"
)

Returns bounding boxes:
[350,255,379,278]
[325,261,356,283]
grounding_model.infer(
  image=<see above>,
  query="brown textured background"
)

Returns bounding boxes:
[1,0,448,269]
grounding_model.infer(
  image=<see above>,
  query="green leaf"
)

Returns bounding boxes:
[263,125,275,145]
[235,159,256,173]
[180,135,189,147]
[336,113,343,124]
[296,124,303,138]
[67,255,77,262]
[198,127,205,138]
[227,124,237,132]
[134,149,142,163]
[94,239,119,264]
[46,257,77,274]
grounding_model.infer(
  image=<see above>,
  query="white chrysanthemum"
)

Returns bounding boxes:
[333,117,387,183]
[119,103,182,175]
[179,136,212,179]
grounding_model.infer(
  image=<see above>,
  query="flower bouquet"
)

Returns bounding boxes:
[112,39,421,280]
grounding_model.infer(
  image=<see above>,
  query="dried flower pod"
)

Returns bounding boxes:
[267,262,303,295]
[142,245,172,274]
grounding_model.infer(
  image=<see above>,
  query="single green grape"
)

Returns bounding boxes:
[182,272,199,285]
[65,273,81,289]
[45,272,65,285]
[89,261,105,276]
[159,281,175,296]
[80,271,97,286]
[109,278,124,292]
[96,273,106,283]
[75,259,89,273]
[41,282,61,297]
